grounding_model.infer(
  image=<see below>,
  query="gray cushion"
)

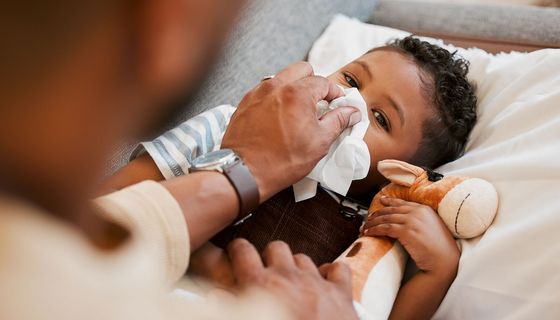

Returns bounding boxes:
[180,0,378,121]
[109,0,378,172]
[370,0,560,46]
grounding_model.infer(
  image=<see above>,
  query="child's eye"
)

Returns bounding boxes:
[344,74,359,89]
[372,109,390,132]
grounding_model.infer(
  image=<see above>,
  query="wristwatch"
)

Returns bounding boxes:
[190,149,260,221]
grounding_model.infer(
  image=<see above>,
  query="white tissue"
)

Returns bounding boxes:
[293,87,370,202]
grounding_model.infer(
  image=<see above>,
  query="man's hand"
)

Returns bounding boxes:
[362,197,460,276]
[221,62,361,201]
[228,239,358,320]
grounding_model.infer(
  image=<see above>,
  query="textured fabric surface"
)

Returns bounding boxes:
[211,187,363,266]
[370,0,560,46]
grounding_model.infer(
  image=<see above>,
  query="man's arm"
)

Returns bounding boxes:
[100,153,238,251]
[96,62,364,319]
[161,170,239,250]
[103,62,361,252]
[99,154,165,195]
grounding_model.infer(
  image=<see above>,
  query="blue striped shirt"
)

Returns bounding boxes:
[133,105,236,180]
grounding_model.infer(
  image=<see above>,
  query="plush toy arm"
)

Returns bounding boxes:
[436,178,499,238]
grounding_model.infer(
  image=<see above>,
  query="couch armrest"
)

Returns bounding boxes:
[370,0,560,52]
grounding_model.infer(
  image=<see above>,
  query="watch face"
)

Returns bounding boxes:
[192,148,235,168]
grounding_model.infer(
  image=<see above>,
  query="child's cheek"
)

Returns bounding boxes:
[363,127,376,160]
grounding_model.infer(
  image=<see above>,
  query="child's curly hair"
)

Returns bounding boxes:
[384,36,478,168]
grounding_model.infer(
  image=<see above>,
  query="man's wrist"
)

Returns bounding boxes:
[162,171,240,250]
[221,155,260,219]
[190,148,260,220]
[227,147,290,203]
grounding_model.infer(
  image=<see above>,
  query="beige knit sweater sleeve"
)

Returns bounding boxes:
[94,180,190,284]
[0,181,289,320]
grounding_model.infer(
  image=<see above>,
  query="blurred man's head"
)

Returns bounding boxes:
[0,0,243,214]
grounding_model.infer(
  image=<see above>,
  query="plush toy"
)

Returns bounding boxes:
[336,159,498,318]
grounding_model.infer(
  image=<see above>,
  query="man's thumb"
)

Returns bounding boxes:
[319,106,361,141]
[325,262,353,292]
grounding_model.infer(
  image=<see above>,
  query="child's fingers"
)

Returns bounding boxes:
[364,206,413,232]
[362,223,405,239]
[371,206,405,217]
[380,196,420,207]
[370,204,417,218]
[362,213,408,230]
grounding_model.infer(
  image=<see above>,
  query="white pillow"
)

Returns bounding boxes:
[309,15,560,319]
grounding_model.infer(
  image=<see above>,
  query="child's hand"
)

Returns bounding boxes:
[362,197,459,276]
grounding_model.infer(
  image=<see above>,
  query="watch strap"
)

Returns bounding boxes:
[223,158,260,220]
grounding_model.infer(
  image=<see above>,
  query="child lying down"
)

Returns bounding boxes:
[104,36,477,319]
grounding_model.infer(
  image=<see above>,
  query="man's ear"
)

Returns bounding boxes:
[377,160,424,187]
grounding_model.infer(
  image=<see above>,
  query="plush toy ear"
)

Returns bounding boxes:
[377,160,425,187]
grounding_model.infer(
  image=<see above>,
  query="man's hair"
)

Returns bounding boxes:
[383,36,478,168]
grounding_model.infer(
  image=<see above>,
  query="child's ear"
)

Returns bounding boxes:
[377,160,424,187]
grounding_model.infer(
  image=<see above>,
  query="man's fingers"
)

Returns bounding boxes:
[318,107,361,144]
[318,263,331,278]
[325,262,353,293]
[294,253,320,275]
[227,238,264,285]
[274,61,314,84]
[262,240,296,269]
[296,75,345,102]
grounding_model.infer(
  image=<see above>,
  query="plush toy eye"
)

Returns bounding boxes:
[425,168,444,182]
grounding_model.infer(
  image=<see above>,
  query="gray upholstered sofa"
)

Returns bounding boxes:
[179,0,560,120]
[108,0,560,170]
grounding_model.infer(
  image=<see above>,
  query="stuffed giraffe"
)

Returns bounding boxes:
[336,159,498,318]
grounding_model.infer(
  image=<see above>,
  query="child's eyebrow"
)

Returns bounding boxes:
[386,95,405,128]
[351,60,372,80]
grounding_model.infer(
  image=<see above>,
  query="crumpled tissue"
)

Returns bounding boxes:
[292,87,370,202]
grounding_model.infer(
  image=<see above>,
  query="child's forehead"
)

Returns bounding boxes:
[357,48,418,69]
[353,50,427,93]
